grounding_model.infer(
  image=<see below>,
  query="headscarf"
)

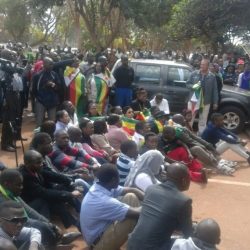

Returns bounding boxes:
[124,150,164,187]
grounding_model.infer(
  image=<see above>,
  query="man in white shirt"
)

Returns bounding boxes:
[150,93,170,114]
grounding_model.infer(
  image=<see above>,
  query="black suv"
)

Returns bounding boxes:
[112,59,250,133]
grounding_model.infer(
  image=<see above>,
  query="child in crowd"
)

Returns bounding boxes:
[132,121,151,149]
[117,140,138,186]
[171,218,221,250]
[55,110,71,133]
[202,113,250,164]
[139,132,158,155]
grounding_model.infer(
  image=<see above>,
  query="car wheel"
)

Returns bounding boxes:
[219,106,246,133]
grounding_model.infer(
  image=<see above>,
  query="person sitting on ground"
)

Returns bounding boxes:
[159,126,207,183]
[49,130,98,174]
[125,150,165,192]
[182,109,193,132]
[132,121,151,149]
[202,113,250,164]
[127,163,193,250]
[150,93,170,114]
[0,200,41,250]
[147,106,161,123]
[86,102,103,120]
[109,106,123,115]
[55,110,71,134]
[131,88,151,115]
[80,163,144,250]
[31,132,91,195]
[106,114,129,151]
[171,218,221,250]
[121,106,137,136]
[171,114,219,168]
[149,111,168,134]
[79,118,110,162]
[20,150,82,229]
[61,100,79,127]
[34,120,56,140]
[117,140,138,186]
[139,132,158,155]
[68,126,106,165]
[91,119,118,158]
[0,169,80,248]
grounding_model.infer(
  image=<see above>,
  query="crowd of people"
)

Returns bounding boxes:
[0,42,250,249]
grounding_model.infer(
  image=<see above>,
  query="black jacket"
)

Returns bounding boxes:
[19,164,73,203]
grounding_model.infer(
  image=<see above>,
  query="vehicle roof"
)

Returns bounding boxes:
[129,59,191,68]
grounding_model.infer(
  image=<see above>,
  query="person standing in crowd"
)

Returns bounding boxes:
[187,59,218,134]
[113,55,134,107]
[79,52,95,79]
[87,62,113,115]
[32,57,61,127]
[64,58,88,119]
[238,62,250,90]
[0,49,25,152]
[127,163,192,250]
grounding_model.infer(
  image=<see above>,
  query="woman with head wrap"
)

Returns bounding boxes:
[124,150,164,192]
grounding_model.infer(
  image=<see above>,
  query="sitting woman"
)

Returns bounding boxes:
[86,102,104,121]
[61,100,79,127]
[90,119,118,161]
[121,106,137,136]
[160,126,207,183]
[124,150,165,192]
[34,120,56,140]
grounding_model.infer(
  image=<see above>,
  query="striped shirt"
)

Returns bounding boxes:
[117,153,135,186]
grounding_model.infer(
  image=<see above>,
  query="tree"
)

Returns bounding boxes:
[0,0,31,42]
[167,0,250,52]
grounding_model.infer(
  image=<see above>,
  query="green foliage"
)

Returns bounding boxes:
[0,0,31,41]
[167,0,250,51]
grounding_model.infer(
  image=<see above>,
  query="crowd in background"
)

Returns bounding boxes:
[0,42,249,249]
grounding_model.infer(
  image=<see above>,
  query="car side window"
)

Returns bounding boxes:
[135,64,161,84]
[166,67,191,87]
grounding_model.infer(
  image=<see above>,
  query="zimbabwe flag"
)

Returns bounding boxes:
[64,66,87,119]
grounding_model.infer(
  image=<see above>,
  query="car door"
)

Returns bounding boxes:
[162,66,192,113]
[131,63,162,98]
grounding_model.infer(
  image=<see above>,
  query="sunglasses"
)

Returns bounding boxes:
[0,216,28,224]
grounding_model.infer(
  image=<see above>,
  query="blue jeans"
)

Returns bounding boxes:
[115,88,132,107]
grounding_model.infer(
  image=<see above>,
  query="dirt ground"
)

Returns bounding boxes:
[1,112,250,250]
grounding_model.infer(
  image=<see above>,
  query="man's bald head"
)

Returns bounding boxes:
[23,150,42,165]
[43,57,54,71]
[196,218,221,245]
[172,114,185,126]
[166,163,190,191]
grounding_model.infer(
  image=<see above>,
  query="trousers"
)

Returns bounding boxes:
[35,101,56,127]
[216,141,249,159]
[93,193,140,250]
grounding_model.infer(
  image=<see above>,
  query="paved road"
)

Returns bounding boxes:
[1,115,250,250]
